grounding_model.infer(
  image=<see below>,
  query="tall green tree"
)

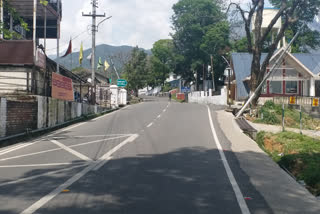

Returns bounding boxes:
[122,47,149,96]
[229,0,320,106]
[171,0,227,89]
[148,39,175,88]
[200,21,230,86]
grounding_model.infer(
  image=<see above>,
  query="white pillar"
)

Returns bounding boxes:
[110,85,119,109]
[0,98,7,137]
[310,78,315,97]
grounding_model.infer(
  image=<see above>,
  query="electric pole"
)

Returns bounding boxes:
[82,0,105,104]
[56,0,60,73]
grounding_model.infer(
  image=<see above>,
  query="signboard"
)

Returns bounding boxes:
[181,87,191,93]
[289,96,296,105]
[312,98,319,107]
[52,72,74,101]
[117,79,127,87]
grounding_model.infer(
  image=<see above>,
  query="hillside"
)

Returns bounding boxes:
[50,44,151,73]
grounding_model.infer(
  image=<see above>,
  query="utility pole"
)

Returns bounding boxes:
[210,55,215,91]
[83,0,105,104]
[33,0,37,61]
[0,0,3,39]
[56,0,60,73]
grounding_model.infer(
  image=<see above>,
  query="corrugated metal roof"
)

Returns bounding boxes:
[292,53,320,75]
[232,52,320,100]
[231,53,267,100]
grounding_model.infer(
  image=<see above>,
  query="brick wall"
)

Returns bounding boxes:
[6,100,37,136]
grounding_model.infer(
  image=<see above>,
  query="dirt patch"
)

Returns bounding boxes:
[263,136,284,153]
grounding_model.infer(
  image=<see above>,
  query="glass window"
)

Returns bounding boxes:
[286,81,298,94]
[261,82,267,94]
[270,81,282,94]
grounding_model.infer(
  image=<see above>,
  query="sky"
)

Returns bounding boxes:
[44,0,274,56]
[45,0,179,56]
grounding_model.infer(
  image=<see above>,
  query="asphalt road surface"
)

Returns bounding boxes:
[0,97,278,213]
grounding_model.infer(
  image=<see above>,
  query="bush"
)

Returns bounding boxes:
[260,108,280,124]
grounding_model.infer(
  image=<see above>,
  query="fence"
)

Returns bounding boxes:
[259,96,320,116]
[188,86,228,106]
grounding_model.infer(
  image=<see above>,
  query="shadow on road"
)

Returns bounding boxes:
[0,147,278,214]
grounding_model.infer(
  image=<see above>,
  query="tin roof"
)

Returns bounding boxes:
[231,52,319,100]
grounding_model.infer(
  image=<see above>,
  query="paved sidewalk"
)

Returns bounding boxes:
[216,110,320,214]
[247,120,320,138]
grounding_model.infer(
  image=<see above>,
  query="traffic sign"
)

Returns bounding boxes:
[117,79,127,87]
[289,96,296,105]
[312,98,319,107]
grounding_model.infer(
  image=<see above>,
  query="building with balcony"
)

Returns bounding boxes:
[0,0,65,96]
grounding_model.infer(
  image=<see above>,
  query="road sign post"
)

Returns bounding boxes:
[117,79,127,87]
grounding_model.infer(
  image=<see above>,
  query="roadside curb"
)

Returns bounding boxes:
[216,109,320,213]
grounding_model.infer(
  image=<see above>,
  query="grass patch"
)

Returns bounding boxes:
[257,131,320,196]
[252,100,320,130]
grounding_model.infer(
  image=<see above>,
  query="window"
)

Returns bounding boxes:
[286,81,298,94]
[261,82,267,94]
[270,81,282,94]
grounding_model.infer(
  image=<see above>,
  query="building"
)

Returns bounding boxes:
[0,0,62,95]
[231,49,320,101]
[230,7,320,101]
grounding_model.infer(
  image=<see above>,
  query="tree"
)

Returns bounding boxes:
[0,0,29,40]
[171,0,226,89]
[200,21,230,86]
[229,0,320,105]
[148,39,175,88]
[122,47,149,96]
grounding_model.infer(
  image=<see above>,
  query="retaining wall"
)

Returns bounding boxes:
[0,95,108,138]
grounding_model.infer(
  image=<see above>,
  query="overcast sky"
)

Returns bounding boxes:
[45,0,273,56]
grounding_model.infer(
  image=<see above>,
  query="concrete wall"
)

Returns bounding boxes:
[188,87,227,106]
[0,95,109,139]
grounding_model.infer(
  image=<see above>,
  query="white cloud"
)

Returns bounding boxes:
[44,0,178,56]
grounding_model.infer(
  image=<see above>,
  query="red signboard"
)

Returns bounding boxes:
[52,72,74,101]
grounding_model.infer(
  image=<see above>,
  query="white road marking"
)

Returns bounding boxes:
[0,144,27,154]
[92,105,130,121]
[0,163,73,168]
[74,134,131,138]
[92,156,113,171]
[51,140,92,161]
[0,164,88,187]
[0,135,128,162]
[147,122,153,128]
[21,134,139,214]
[157,115,161,118]
[163,109,166,112]
[207,106,250,214]
[47,122,86,137]
[0,143,34,157]
[69,135,129,148]
[0,148,62,162]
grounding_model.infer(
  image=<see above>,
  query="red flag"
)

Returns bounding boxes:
[61,39,72,58]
